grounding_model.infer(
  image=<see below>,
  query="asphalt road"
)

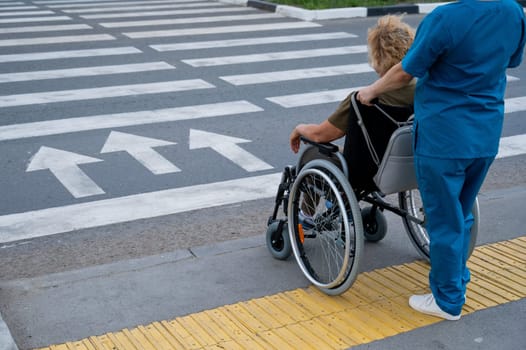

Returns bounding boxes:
[0,4,524,280]
[0,2,525,348]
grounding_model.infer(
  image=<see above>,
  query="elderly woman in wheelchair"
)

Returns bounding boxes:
[265,15,480,296]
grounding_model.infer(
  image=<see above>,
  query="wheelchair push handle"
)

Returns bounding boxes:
[299,136,340,156]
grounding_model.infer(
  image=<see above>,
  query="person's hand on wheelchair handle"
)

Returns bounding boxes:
[357,87,376,106]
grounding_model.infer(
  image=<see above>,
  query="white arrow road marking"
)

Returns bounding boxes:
[26,146,104,198]
[101,131,180,174]
[0,173,281,244]
[189,129,273,172]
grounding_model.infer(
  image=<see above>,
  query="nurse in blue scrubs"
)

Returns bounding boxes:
[357,0,526,320]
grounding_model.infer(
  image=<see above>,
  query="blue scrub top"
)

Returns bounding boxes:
[402,0,526,159]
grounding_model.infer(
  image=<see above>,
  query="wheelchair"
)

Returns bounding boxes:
[265,94,480,296]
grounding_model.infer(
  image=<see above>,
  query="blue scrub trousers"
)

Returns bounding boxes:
[414,155,494,316]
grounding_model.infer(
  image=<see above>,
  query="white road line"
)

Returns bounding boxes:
[183,46,367,67]
[221,63,373,86]
[505,95,526,113]
[0,10,54,16]
[0,23,91,34]
[151,32,357,52]
[0,101,263,141]
[124,22,321,39]
[268,83,523,109]
[0,80,214,108]
[267,87,360,108]
[63,2,225,13]
[0,6,38,10]
[100,13,282,28]
[0,34,115,47]
[0,16,71,24]
[81,6,251,19]
[44,0,205,8]
[0,47,142,63]
[0,62,174,83]
[34,0,196,3]
[0,172,282,244]
[497,134,526,159]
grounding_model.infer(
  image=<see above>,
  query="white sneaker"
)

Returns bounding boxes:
[409,293,461,321]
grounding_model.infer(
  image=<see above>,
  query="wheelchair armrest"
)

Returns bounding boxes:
[300,136,340,156]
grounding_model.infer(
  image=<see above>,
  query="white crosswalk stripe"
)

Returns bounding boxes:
[33,0,188,4]
[0,34,115,47]
[124,22,321,39]
[183,46,368,67]
[0,16,71,24]
[221,63,374,85]
[0,47,142,63]
[0,23,91,34]
[64,2,227,14]
[42,0,206,8]
[151,32,357,51]
[0,80,214,107]
[267,88,360,108]
[81,6,252,19]
[0,62,174,83]
[0,173,282,243]
[267,79,523,108]
[100,13,283,28]
[0,5,38,10]
[505,95,526,113]
[0,101,263,141]
[0,10,54,16]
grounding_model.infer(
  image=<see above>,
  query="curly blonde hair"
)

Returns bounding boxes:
[368,15,415,76]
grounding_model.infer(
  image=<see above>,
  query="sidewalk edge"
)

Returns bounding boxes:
[220,1,451,21]
[222,1,526,21]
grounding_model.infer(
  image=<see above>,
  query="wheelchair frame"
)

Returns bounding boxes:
[266,95,480,296]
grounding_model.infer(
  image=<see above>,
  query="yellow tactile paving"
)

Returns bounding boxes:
[39,236,526,350]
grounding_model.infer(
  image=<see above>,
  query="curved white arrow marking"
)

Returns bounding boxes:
[189,129,273,172]
[26,146,104,198]
[101,131,180,174]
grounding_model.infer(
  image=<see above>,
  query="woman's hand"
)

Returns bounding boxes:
[358,63,413,106]
[357,87,376,106]
[289,126,302,153]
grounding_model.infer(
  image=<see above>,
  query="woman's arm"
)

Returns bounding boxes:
[290,120,345,153]
[358,63,414,105]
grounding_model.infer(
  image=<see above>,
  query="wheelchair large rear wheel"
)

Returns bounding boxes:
[288,160,364,295]
[399,189,479,261]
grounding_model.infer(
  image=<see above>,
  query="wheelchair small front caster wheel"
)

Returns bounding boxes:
[266,220,291,260]
[362,206,387,242]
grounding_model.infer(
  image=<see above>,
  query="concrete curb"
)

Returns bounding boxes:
[221,0,449,21]
[223,0,526,21]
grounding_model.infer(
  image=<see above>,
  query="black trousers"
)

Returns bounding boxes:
[343,100,413,192]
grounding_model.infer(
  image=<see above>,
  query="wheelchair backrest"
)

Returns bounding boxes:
[373,125,418,195]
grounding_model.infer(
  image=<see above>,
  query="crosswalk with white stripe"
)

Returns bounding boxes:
[0,0,525,244]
